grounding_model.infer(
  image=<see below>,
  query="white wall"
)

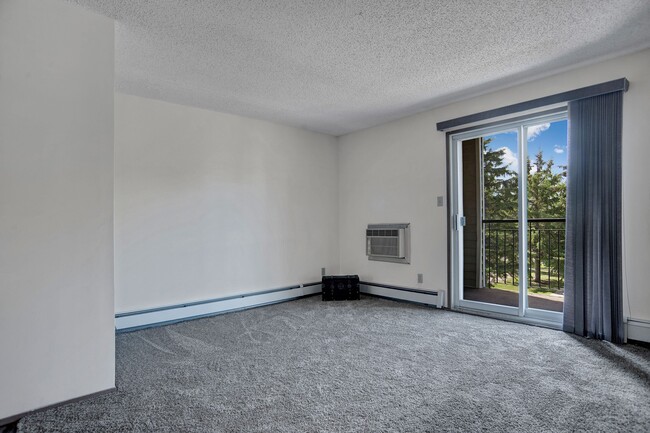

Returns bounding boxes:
[0,0,115,421]
[115,93,339,313]
[339,48,650,322]
[339,113,447,292]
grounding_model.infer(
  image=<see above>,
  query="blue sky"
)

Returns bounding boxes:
[484,120,568,175]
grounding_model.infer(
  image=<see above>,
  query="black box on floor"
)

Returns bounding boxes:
[322,275,360,301]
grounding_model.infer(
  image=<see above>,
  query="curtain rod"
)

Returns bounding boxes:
[436,78,629,131]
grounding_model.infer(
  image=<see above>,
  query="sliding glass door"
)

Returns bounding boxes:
[449,112,567,326]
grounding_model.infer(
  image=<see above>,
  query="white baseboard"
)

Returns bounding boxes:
[115,283,322,332]
[626,318,650,343]
[360,282,445,308]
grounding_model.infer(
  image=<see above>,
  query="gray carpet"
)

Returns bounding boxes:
[18,296,650,432]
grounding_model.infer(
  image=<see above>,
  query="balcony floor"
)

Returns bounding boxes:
[464,287,563,312]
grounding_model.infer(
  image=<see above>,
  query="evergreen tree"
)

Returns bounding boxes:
[527,151,566,286]
[527,151,566,219]
[482,143,567,291]
[482,139,519,287]
[482,139,518,220]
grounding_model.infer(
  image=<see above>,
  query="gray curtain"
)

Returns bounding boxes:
[563,91,624,343]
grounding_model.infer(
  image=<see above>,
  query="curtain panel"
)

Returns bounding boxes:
[564,91,624,343]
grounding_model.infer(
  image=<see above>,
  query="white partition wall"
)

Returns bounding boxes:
[114,94,339,314]
[0,0,115,421]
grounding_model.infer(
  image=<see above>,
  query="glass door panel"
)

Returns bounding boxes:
[452,112,567,327]
[525,119,568,314]
[460,128,520,313]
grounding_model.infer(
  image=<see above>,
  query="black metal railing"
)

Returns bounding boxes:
[483,218,565,292]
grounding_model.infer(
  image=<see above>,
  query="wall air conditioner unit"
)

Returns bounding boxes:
[366,223,410,264]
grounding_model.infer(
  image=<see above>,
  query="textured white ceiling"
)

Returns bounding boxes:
[70,0,650,135]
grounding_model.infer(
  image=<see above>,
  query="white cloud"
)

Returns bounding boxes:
[527,123,550,141]
[554,145,565,154]
[498,146,518,173]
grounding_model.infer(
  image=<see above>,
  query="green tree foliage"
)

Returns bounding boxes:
[482,142,567,291]
[482,138,518,220]
[482,139,518,288]
[527,151,566,220]
[527,151,566,285]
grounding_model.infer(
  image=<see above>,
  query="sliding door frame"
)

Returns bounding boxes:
[448,111,566,328]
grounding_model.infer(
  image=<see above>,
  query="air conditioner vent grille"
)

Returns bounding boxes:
[369,236,400,257]
[366,223,410,264]
[366,229,399,237]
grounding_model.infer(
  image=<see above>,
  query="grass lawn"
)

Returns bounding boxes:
[491,281,558,295]
[489,267,563,295]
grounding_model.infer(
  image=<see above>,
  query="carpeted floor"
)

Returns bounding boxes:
[18,296,650,432]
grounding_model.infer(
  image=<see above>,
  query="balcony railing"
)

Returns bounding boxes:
[483,218,565,292]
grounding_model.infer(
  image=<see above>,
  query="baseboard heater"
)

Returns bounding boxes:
[360,281,445,309]
[115,283,322,332]
[626,318,650,344]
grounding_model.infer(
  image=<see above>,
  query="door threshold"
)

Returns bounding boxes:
[452,306,563,330]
